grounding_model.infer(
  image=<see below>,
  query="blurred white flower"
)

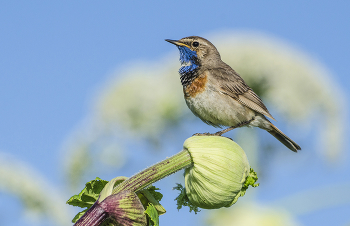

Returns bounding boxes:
[207,202,301,226]
[0,152,71,226]
[95,61,186,140]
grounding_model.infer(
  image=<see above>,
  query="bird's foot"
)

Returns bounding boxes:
[193,121,256,137]
[192,132,217,136]
[213,131,225,136]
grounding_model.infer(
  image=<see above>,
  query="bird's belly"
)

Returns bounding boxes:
[185,88,255,127]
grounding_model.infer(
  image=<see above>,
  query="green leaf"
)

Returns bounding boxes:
[84,177,109,199]
[66,188,93,208]
[67,177,108,208]
[67,177,109,223]
[138,186,166,216]
[144,203,159,226]
[240,168,259,196]
[173,183,200,214]
[146,186,163,202]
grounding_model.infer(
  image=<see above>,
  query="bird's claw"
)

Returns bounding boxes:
[192,132,221,136]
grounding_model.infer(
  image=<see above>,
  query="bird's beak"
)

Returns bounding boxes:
[165,39,190,48]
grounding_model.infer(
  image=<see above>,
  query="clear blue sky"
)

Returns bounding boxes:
[0,1,349,226]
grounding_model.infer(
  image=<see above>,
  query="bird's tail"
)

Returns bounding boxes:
[268,123,301,152]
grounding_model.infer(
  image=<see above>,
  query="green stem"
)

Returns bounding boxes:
[113,149,192,194]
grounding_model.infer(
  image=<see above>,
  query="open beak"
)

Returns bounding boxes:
[165,39,190,48]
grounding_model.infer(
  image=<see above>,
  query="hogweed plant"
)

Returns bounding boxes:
[67,136,259,226]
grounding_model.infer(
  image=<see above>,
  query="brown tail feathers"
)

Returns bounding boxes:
[268,124,301,152]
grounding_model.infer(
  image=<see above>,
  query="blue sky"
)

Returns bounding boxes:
[0,1,349,226]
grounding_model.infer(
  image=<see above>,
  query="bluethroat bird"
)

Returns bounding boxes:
[166,36,301,152]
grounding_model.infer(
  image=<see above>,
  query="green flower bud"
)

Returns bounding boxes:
[183,136,258,209]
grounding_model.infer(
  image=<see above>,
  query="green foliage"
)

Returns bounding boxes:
[67,177,108,208]
[146,186,163,203]
[144,203,159,226]
[240,168,259,196]
[67,177,165,224]
[66,177,109,223]
[173,183,200,214]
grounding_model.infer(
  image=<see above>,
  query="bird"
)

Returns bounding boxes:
[165,36,301,152]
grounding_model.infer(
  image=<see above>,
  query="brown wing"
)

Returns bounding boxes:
[208,67,275,120]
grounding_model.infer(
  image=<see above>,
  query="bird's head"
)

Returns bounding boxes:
[166,36,221,68]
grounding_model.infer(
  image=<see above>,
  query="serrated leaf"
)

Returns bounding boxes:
[139,187,166,216]
[81,192,99,203]
[173,183,200,214]
[144,203,159,226]
[241,168,259,196]
[67,177,108,207]
[66,194,85,207]
[146,186,163,202]
[85,177,109,197]
[67,177,109,222]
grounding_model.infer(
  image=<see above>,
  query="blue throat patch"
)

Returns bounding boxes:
[177,46,199,75]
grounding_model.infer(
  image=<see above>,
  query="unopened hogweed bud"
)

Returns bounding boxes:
[179,136,258,210]
[69,176,166,226]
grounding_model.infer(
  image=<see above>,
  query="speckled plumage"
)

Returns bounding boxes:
[166,36,301,152]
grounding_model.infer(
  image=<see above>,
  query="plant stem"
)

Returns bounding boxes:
[113,149,192,194]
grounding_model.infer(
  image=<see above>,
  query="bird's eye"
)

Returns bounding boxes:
[192,41,199,47]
